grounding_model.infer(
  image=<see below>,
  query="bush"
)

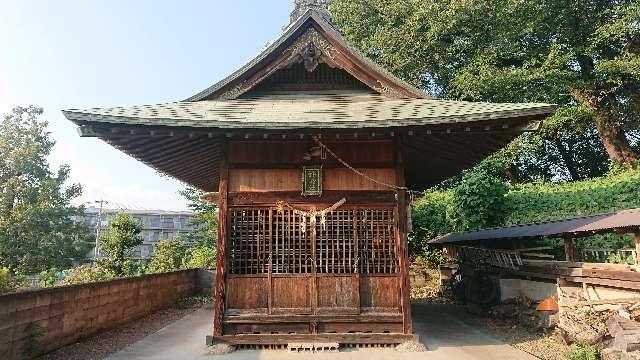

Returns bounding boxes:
[565,340,601,360]
[409,168,640,256]
[147,238,187,274]
[58,265,108,286]
[0,267,28,294]
[451,158,509,231]
[184,246,217,269]
[0,267,11,293]
[39,268,61,288]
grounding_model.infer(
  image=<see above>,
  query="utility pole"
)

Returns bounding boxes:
[93,199,109,260]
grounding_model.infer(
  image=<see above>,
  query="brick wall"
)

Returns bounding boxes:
[0,269,201,360]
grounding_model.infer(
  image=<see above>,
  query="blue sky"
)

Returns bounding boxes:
[0,0,293,210]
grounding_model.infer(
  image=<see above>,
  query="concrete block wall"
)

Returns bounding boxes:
[196,269,215,297]
[0,269,199,360]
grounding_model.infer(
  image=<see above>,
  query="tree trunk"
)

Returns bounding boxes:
[592,111,638,167]
[572,88,639,167]
[554,138,580,180]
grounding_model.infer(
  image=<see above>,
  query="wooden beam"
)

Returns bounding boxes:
[564,234,576,262]
[395,135,412,335]
[211,333,419,345]
[213,140,229,337]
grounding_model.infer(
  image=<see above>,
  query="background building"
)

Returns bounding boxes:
[81,207,197,259]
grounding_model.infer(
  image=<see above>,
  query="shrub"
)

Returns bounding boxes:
[409,168,640,256]
[0,267,11,293]
[39,268,61,288]
[565,340,601,360]
[184,246,217,269]
[147,238,187,274]
[451,158,509,231]
[58,265,108,286]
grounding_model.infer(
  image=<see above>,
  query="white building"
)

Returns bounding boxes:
[81,207,197,259]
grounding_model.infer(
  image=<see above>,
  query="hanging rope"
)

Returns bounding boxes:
[275,197,346,232]
[312,137,414,193]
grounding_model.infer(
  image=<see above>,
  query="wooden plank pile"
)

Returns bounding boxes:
[559,297,640,359]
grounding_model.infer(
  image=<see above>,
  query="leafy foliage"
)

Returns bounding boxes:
[410,167,640,255]
[179,188,218,270]
[565,340,601,360]
[451,159,509,231]
[505,166,640,224]
[147,237,187,274]
[22,321,44,359]
[58,265,108,286]
[179,188,217,248]
[184,246,216,269]
[96,212,143,277]
[38,268,61,288]
[0,267,13,293]
[331,0,639,176]
[0,106,93,273]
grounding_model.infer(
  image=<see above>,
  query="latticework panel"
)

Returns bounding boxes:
[228,207,397,275]
[270,209,311,274]
[357,209,397,274]
[229,208,270,274]
[315,209,358,274]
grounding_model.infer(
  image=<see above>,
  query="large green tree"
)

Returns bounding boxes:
[331,0,639,178]
[0,107,92,273]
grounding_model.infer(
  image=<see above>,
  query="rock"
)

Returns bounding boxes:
[395,341,427,352]
[208,343,236,355]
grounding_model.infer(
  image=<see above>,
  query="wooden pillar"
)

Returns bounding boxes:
[634,231,640,267]
[213,141,229,337]
[564,234,575,263]
[395,135,412,334]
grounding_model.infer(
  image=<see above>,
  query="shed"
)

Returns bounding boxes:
[62,1,555,346]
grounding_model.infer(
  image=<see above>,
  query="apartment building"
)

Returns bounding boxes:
[82,207,197,259]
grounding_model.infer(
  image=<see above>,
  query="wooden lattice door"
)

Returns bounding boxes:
[227,206,398,316]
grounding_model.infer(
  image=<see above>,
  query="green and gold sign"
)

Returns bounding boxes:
[301,166,322,196]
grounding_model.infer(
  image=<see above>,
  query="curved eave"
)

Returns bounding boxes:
[64,110,550,192]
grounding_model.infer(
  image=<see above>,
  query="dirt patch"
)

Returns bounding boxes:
[466,300,574,360]
[410,268,443,300]
[42,296,212,360]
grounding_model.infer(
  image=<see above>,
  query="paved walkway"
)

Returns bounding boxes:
[108,303,537,360]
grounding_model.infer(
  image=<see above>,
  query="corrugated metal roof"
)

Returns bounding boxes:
[63,92,554,130]
[430,208,640,244]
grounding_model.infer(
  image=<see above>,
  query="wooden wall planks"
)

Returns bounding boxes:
[229,168,395,192]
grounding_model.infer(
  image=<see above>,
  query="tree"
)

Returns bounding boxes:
[96,212,143,277]
[331,0,640,173]
[179,188,217,247]
[147,237,187,274]
[0,106,93,273]
[179,188,218,269]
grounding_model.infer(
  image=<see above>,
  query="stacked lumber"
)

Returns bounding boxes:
[511,260,640,291]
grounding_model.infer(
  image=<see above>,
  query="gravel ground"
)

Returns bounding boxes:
[42,297,211,360]
[469,311,574,360]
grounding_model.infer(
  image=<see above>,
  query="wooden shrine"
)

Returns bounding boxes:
[63,1,555,347]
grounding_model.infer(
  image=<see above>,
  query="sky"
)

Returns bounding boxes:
[0,0,292,211]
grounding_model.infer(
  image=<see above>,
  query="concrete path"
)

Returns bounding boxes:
[108,303,537,360]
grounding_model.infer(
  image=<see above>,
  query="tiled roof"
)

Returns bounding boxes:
[63,92,554,130]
